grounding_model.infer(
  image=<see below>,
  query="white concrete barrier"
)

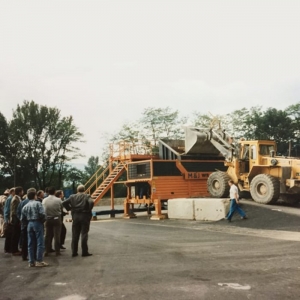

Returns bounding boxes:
[194,198,230,221]
[167,198,195,220]
[167,198,230,221]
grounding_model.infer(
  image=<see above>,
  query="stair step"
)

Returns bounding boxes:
[85,163,126,203]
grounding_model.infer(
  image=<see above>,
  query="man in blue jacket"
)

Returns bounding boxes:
[21,188,48,267]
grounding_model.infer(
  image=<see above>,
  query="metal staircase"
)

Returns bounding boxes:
[85,161,127,205]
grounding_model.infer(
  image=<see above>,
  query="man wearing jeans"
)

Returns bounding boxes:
[226,180,247,222]
[21,188,48,267]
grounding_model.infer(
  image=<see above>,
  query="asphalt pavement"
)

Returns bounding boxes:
[1,200,300,300]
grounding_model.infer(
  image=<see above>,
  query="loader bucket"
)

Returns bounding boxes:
[184,127,221,155]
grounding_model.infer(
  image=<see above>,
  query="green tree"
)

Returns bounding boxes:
[108,108,186,157]
[285,102,300,156]
[192,112,217,128]
[0,112,9,173]
[192,108,258,139]
[111,122,140,143]
[84,156,101,177]
[110,122,141,154]
[225,107,261,140]
[244,107,294,154]
[64,165,85,193]
[8,100,83,189]
[83,156,102,183]
[0,113,15,190]
[140,107,184,147]
[285,102,300,139]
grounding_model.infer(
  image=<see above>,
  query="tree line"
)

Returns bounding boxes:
[1,100,299,193]
[0,101,93,191]
[108,103,300,156]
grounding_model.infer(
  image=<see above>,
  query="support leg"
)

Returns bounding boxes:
[123,200,136,219]
[150,199,168,220]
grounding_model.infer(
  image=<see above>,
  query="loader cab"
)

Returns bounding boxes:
[238,140,277,174]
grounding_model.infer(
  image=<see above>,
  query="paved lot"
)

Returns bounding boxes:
[1,200,300,300]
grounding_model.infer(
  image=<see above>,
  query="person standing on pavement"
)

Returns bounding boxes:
[0,189,9,237]
[226,180,247,222]
[55,190,67,250]
[21,188,48,267]
[63,184,94,257]
[43,187,63,256]
[17,192,30,261]
[10,186,24,255]
[3,188,15,253]
[18,191,38,261]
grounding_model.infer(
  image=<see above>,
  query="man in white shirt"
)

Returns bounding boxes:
[226,180,247,222]
[43,187,63,256]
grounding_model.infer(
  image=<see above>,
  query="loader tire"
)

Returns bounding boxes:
[207,171,231,198]
[250,174,280,204]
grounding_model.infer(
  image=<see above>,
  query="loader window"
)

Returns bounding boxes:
[242,145,249,160]
[250,145,257,159]
[239,145,250,173]
[259,145,275,156]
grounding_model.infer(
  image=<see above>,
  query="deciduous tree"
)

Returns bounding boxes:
[140,107,184,146]
[8,100,83,189]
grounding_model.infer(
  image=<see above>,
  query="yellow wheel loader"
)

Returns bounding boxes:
[185,126,300,204]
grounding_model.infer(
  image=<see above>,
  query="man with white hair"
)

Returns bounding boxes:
[43,186,63,256]
[63,184,94,257]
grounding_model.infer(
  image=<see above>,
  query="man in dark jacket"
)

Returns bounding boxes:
[17,192,30,261]
[10,186,24,255]
[63,185,94,257]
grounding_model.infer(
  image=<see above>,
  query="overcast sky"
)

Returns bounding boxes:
[1,0,300,164]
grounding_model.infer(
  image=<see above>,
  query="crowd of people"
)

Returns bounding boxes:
[0,184,94,267]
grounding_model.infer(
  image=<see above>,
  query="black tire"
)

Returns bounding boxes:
[250,174,280,204]
[207,171,231,198]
